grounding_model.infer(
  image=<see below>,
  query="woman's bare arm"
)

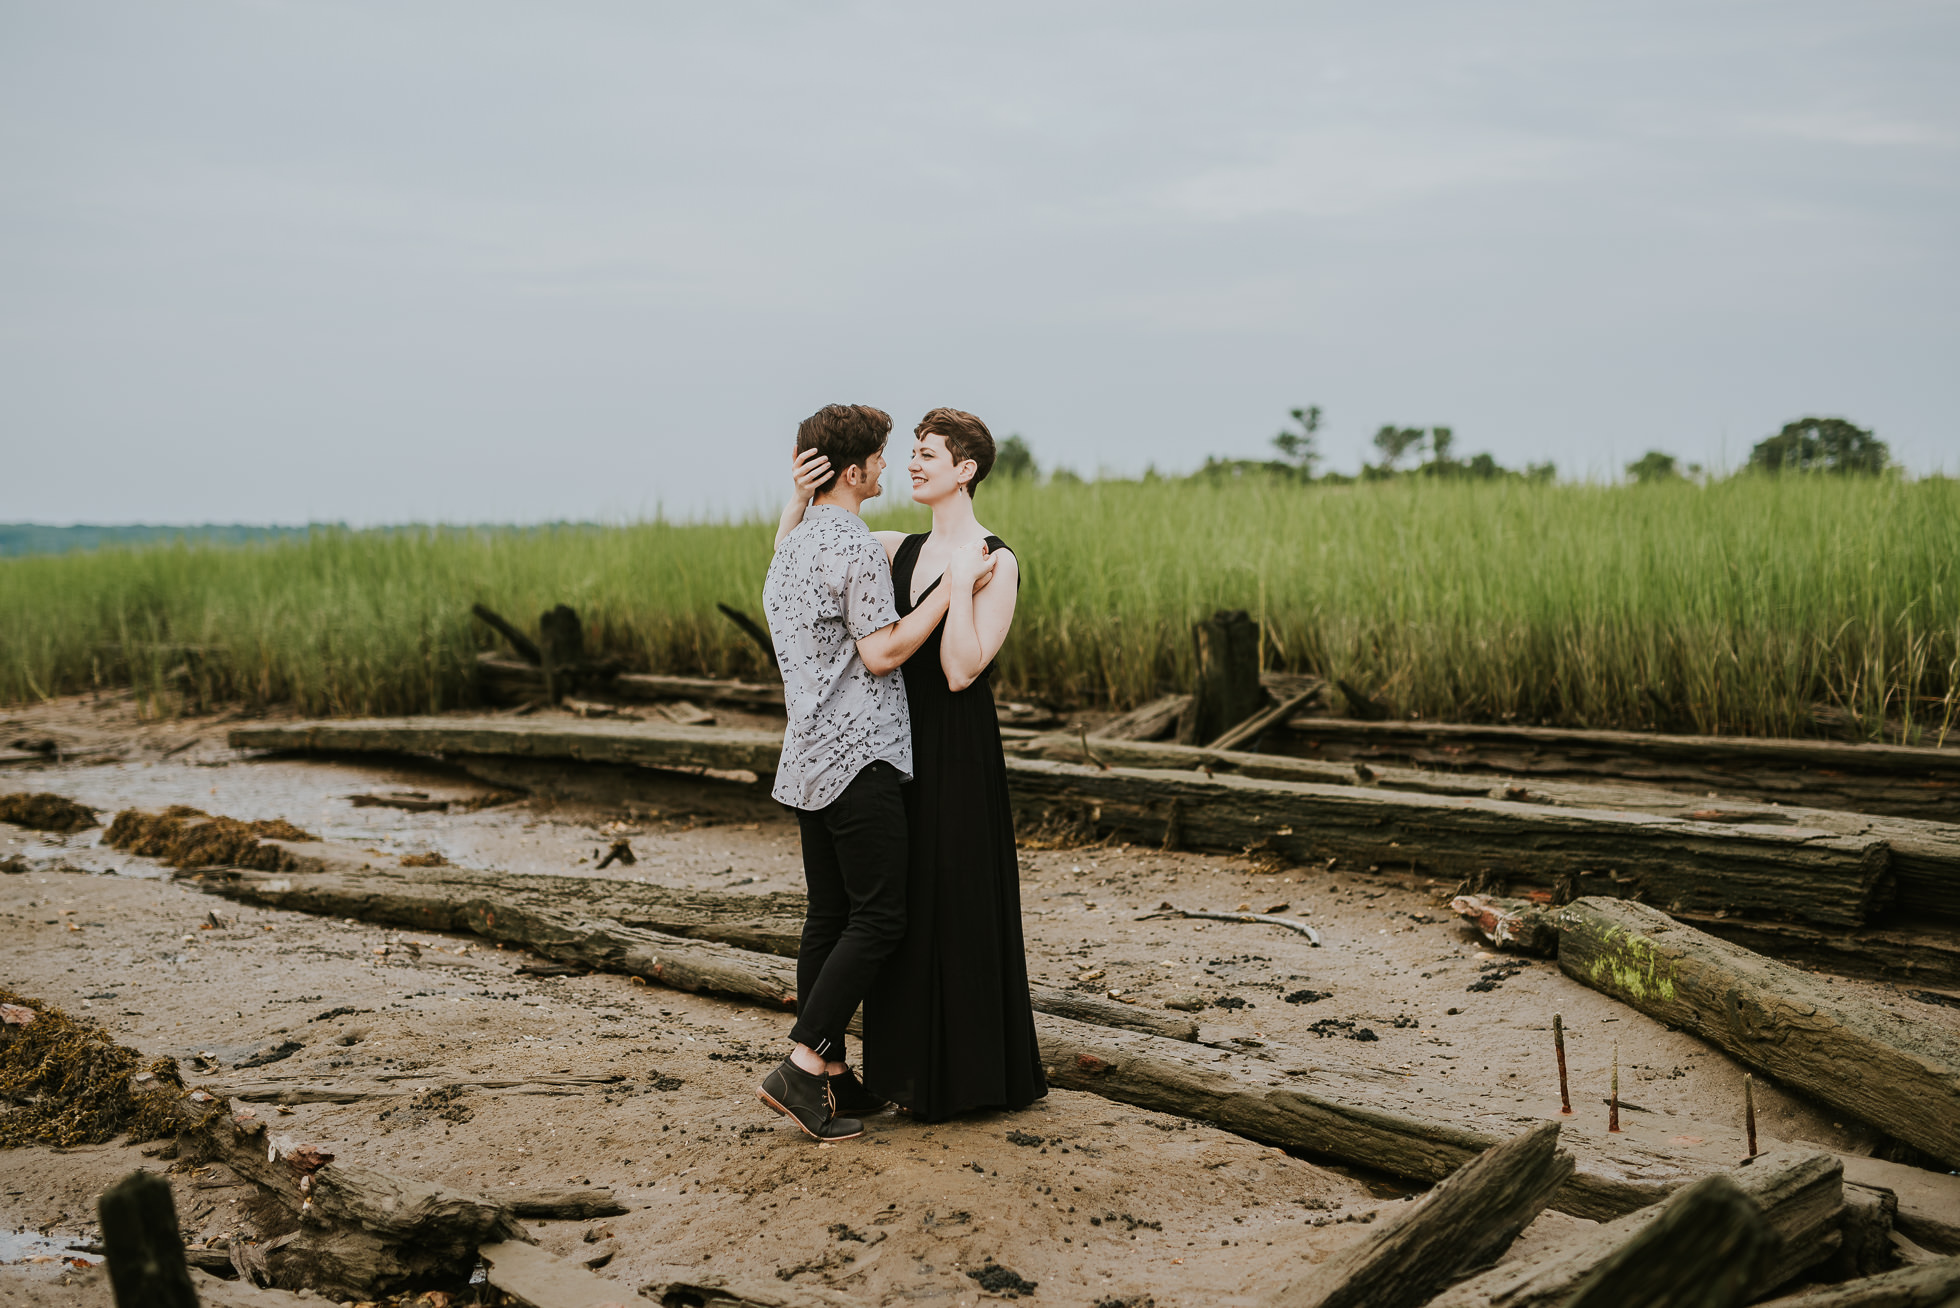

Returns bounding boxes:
[775,447,833,547]
[941,545,1018,692]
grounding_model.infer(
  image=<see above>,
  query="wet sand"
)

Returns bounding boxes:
[4,694,1950,1305]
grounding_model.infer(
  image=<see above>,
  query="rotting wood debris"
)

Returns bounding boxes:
[9,682,1959,1304]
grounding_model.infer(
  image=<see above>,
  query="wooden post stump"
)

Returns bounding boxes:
[97,1169,199,1308]
[1178,609,1264,746]
[538,605,584,705]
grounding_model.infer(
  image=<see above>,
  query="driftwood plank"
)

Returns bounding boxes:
[1427,1150,1846,1307]
[230,718,784,778]
[1097,694,1192,742]
[180,859,1735,1222]
[478,652,787,710]
[1007,757,1891,928]
[97,1170,200,1308]
[186,856,1201,1044]
[1037,1012,1747,1223]
[226,719,1898,929]
[1555,1174,1779,1308]
[1272,717,1960,822]
[478,1240,644,1308]
[1556,897,1960,1169]
[1264,1121,1571,1308]
[1754,1255,1960,1308]
[160,1088,526,1298]
[1674,915,1960,990]
[1016,730,1960,925]
[505,1188,629,1220]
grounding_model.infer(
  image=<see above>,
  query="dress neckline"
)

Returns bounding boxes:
[897,531,1009,612]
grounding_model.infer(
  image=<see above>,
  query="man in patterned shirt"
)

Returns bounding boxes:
[756,404,971,1142]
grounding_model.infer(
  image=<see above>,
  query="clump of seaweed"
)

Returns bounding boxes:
[0,792,99,833]
[1015,800,1106,851]
[0,990,187,1147]
[104,805,316,870]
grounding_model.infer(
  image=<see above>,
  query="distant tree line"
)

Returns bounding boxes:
[1194,405,1554,485]
[0,522,324,558]
[1627,417,1891,484]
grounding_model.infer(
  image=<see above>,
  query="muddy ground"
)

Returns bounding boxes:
[3,693,1955,1307]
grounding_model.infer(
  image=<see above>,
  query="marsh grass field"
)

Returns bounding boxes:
[3,474,1956,741]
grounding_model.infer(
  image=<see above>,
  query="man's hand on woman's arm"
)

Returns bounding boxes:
[856,552,996,677]
[775,447,833,547]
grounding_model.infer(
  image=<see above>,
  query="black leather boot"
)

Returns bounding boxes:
[758,1058,863,1142]
[827,1065,888,1115]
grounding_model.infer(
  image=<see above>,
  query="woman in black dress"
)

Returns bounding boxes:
[860,407,1047,1121]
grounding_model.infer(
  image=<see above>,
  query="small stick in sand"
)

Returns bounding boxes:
[1744,1074,1757,1158]
[1553,1013,1572,1115]
[1608,1042,1621,1133]
[1135,906,1321,947]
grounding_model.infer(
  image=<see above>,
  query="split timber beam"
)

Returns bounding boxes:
[228,719,1896,930]
[183,853,1202,1045]
[1556,897,1960,1169]
[1013,730,1960,927]
[179,853,1770,1223]
[1271,717,1960,822]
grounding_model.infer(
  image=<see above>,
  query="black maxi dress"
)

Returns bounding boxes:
[862,533,1048,1122]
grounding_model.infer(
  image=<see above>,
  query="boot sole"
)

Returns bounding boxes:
[757,1088,864,1142]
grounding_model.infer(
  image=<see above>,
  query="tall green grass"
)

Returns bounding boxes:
[2,477,1955,741]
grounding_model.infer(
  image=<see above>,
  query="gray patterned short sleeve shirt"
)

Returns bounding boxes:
[763,505,913,810]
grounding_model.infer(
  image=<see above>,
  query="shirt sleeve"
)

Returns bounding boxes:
[841,535,901,640]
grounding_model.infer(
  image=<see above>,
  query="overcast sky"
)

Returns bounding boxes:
[3,2,1955,525]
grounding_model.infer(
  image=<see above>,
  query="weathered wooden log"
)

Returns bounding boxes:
[1838,1154,1960,1256]
[1097,694,1192,741]
[1017,729,1960,927]
[1264,1121,1572,1308]
[716,602,780,672]
[1178,610,1265,746]
[228,718,1912,933]
[505,1187,628,1220]
[162,1088,527,1298]
[230,718,784,778]
[472,604,543,665]
[1213,687,1320,754]
[1427,1150,1847,1307]
[478,653,789,711]
[1450,894,1559,955]
[641,1268,870,1308]
[98,1169,200,1308]
[1273,717,1960,823]
[479,1239,643,1308]
[1674,915,1960,990]
[177,858,1736,1220]
[1556,898,1960,1169]
[184,856,1201,1044]
[1007,757,1891,928]
[1754,1256,1960,1308]
[1037,1012,1742,1222]
[1554,1174,1779,1308]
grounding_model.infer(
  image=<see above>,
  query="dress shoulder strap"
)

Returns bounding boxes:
[982,536,1018,589]
[891,532,927,600]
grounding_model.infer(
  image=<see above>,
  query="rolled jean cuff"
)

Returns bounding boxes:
[788,1024,844,1061]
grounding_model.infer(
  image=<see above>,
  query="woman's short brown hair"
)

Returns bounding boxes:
[914,408,995,497]
[796,404,892,497]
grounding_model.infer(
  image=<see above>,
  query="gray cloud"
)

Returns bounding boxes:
[1,0,1954,524]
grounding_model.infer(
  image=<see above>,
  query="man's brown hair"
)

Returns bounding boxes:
[914,408,995,497]
[797,404,893,497]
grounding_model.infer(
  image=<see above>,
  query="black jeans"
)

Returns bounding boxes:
[788,760,908,1060]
